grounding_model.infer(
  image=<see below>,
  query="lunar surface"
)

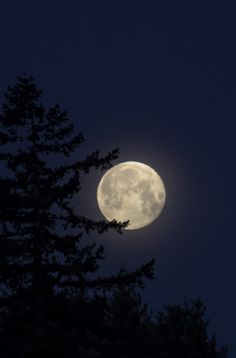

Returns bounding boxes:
[97,161,166,230]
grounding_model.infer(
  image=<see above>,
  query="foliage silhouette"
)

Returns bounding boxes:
[0,76,227,357]
[84,287,228,358]
[0,76,154,357]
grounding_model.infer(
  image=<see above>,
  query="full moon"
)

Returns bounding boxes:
[97,161,166,230]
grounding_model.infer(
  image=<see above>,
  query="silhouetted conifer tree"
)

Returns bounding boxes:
[101,284,156,358]
[155,299,228,358]
[71,285,227,358]
[0,76,154,357]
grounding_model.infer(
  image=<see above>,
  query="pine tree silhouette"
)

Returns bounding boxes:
[155,299,228,358]
[74,285,228,358]
[0,76,154,357]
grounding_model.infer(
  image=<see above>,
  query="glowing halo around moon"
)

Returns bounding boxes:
[97,161,166,230]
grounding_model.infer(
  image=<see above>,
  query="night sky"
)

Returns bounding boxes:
[1,1,236,355]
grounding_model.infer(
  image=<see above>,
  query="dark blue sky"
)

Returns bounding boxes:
[1,1,236,355]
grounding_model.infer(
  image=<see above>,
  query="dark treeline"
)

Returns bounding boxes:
[0,77,227,357]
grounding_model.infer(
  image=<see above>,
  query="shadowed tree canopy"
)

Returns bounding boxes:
[0,76,227,357]
[98,288,228,358]
[0,76,154,356]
